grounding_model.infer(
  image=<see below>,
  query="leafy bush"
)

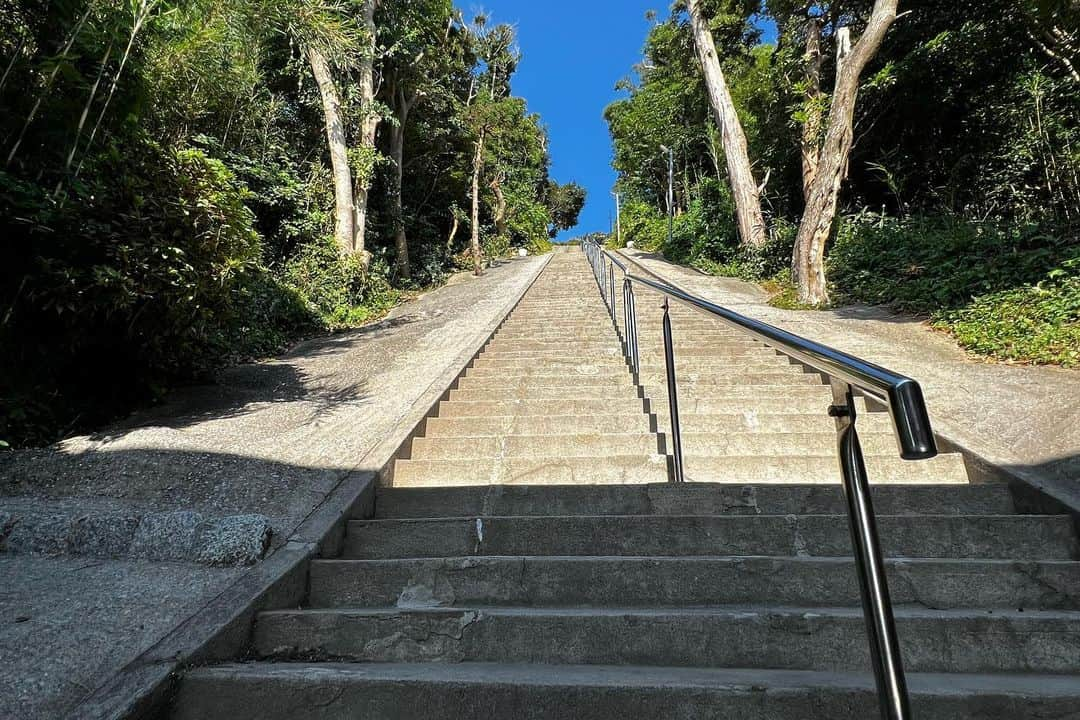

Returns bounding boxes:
[937,262,1080,367]
[0,138,323,447]
[829,212,1078,313]
[283,236,401,329]
[829,212,1079,365]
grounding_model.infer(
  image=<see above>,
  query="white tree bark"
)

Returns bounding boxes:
[307,45,356,255]
[470,129,486,275]
[353,0,380,268]
[793,1,899,306]
[686,0,767,248]
[800,17,824,203]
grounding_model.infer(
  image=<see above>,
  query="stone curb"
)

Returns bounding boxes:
[64,254,554,720]
[0,506,272,566]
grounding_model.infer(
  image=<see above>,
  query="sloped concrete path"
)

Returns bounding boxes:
[622,249,1080,496]
[0,255,546,720]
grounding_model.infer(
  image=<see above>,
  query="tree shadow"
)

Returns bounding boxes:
[75,313,428,442]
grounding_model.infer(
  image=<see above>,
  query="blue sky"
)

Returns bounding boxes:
[476,2,776,242]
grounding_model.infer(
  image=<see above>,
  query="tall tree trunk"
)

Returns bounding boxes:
[793,1,899,306]
[353,0,380,268]
[470,129,486,276]
[686,0,767,248]
[389,90,414,280]
[800,17,824,204]
[490,174,507,239]
[446,209,460,250]
[307,45,355,255]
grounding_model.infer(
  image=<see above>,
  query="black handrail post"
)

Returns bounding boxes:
[830,382,912,720]
[662,297,685,484]
[609,260,617,323]
[623,277,639,374]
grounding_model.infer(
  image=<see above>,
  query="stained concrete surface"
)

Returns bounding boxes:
[622,249,1080,492]
[0,255,544,720]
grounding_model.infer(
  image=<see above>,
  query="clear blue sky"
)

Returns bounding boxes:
[477,1,776,242]
[477,0,664,242]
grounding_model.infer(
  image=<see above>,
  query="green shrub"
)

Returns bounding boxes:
[0,138,322,447]
[282,237,400,330]
[828,211,1079,365]
[828,212,1078,313]
[937,262,1080,367]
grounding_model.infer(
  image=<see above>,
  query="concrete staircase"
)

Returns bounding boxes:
[170,248,1080,718]
[392,249,668,487]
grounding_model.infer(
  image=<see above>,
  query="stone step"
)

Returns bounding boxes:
[410,433,662,460]
[250,605,1080,674]
[344,514,1076,560]
[455,375,637,390]
[373,483,1016,519]
[646,395,852,415]
[642,383,831,398]
[172,662,1080,720]
[485,349,793,365]
[409,431,912,460]
[650,412,893,434]
[447,386,649,402]
[448,384,828,402]
[638,371,825,387]
[464,365,631,380]
[308,555,1080,610]
[491,341,772,354]
[472,356,632,369]
[676,453,969,485]
[422,414,657,438]
[434,398,645,418]
[678,432,901,456]
[392,455,670,487]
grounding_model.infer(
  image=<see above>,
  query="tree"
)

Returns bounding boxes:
[792,0,899,305]
[462,17,520,275]
[377,0,458,280]
[685,0,768,248]
[544,180,587,238]
[307,44,356,255]
[352,0,379,267]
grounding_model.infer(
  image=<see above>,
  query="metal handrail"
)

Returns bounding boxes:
[581,238,918,720]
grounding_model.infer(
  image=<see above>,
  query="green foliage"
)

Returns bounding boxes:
[283,236,400,328]
[829,213,1078,314]
[607,0,1080,366]
[829,212,1079,364]
[0,137,318,446]
[940,267,1080,367]
[0,0,567,447]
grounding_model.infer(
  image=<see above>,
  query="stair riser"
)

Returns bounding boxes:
[410,434,662,459]
[309,556,1080,610]
[407,433,905,459]
[433,399,645,417]
[174,668,1080,720]
[344,515,1077,560]
[641,374,827,389]
[464,367,632,380]
[422,413,891,436]
[252,609,1080,674]
[677,454,969,485]
[421,415,657,437]
[373,484,1017,519]
[392,456,670,487]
